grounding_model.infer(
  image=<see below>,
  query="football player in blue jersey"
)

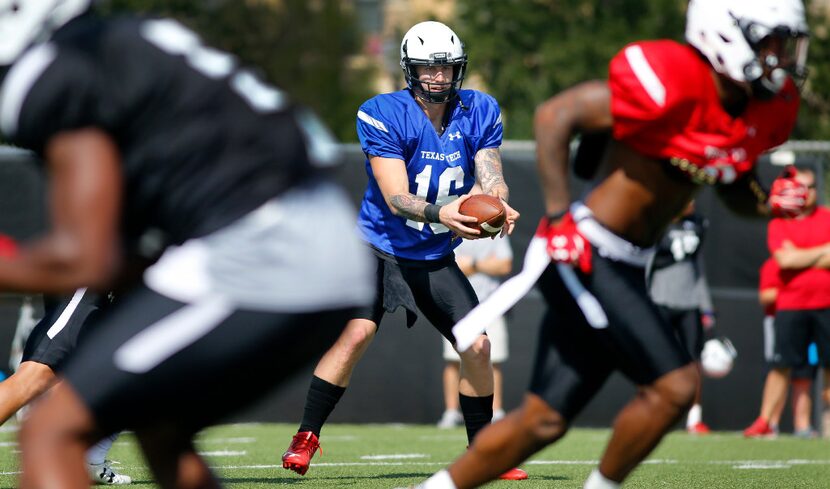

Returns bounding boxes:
[281,21,525,481]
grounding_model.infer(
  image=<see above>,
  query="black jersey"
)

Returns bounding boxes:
[648,213,713,311]
[651,214,707,270]
[0,14,335,249]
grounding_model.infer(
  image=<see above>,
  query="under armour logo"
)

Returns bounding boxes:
[447,131,462,141]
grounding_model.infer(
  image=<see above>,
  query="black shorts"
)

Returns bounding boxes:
[791,363,818,380]
[771,308,830,369]
[62,285,354,436]
[354,248,478,343]
[656,306,704,360]
[22,289,109,371]
[530,250,693,421]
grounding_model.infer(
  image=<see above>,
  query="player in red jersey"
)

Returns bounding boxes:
[411,0,809,488]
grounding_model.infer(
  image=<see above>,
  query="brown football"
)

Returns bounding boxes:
[458,194,506,238]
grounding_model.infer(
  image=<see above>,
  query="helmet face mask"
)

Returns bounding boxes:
[685,0,809,99]
[737,17,810,98]
[400,21,467,104]
[0,0,91,66]
[404,58,466,105]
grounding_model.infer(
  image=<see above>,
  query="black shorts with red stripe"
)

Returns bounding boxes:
[529,248,693,421]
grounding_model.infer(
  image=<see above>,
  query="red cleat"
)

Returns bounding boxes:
[743,417,776,438]
[499,467,528,480]
[282,431,321,475]
[687,422,711,435]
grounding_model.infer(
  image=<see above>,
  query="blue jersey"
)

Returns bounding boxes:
[356,89,503,260]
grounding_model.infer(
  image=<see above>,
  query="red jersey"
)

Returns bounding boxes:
[767,206,830,310]
[758,257,782,316]
[609,40,799,185]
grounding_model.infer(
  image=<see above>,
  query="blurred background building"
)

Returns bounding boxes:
[352,0,458,94]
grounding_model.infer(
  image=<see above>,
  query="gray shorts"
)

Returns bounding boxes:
[144,180,374,312]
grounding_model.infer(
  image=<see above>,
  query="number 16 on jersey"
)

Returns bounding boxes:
[406,164,466,233]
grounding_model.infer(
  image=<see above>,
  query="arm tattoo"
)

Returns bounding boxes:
[390,193,431,222]
[475,148,509,201]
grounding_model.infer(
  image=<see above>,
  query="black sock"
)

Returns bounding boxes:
[459,393,494,444]
[298,376,346,437]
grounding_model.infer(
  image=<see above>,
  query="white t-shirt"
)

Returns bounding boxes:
[455,236,513,300]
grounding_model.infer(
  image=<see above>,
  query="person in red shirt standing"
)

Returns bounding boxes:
[745,167,830,438]
[410,0,809,488]
[751,257,820,438]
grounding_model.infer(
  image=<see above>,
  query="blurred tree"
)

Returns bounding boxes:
[101,0,375,142]
[797,2,830,140]
[456,0,685,139]
[457,0,830,141]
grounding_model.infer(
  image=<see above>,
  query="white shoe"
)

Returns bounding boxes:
[88,461,132,485]
[436,409,464,429]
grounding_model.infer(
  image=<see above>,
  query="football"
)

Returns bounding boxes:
[458,194,506,238]
[700,337,737,378]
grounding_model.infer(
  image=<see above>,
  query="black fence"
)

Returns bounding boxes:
[0,144,824,431]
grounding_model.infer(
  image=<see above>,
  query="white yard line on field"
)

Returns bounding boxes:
[360,454,429,460]
[733,463,792,469]
[526,459,676,465]
[199,450,247,457]
[710,459,830,465]
[209,459,830,470]
[3,457,827,478]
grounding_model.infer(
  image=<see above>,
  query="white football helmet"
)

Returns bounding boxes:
[0,0,92,66]
[701,337,738,379]
[400,21,467,104]
[685,0,809,98]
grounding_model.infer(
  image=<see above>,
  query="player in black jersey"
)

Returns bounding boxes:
[0,2,373,488]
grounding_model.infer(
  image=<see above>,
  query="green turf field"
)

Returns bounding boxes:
[0,422,827,488]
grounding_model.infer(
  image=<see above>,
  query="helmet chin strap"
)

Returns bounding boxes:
[410,77,456,104]
[415,89,453,104]
[413,88,468,110]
